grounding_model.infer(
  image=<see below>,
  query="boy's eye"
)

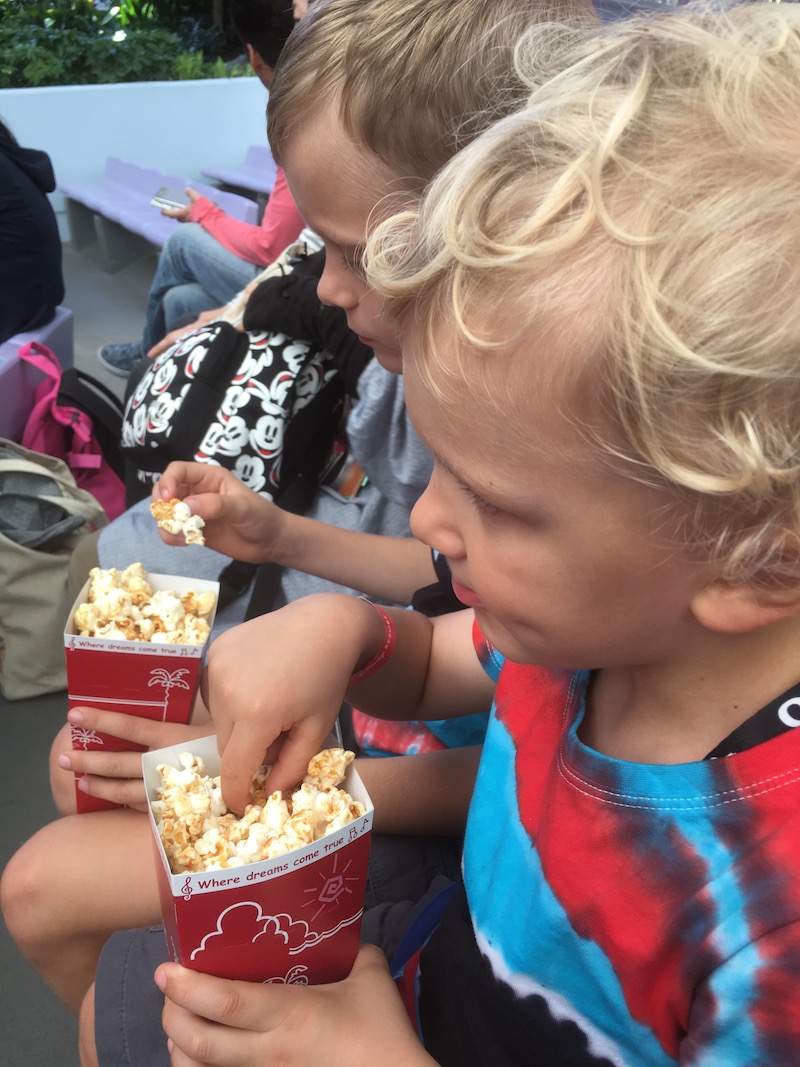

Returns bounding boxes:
[460,481,501,516]
[338,244,366,279]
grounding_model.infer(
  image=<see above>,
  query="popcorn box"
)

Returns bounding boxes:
[65,572,219,814]
[143,735,374,984]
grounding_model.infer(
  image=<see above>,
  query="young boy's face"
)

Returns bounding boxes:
[281,111,403,373]
[403,324,719,669]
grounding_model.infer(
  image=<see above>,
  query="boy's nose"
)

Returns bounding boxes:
[317,263,358,311]
[411,477,466,561]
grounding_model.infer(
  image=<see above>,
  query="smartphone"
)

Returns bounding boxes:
[151,186,190,211]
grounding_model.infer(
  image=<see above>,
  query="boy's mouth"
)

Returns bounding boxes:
[451,577,482,608]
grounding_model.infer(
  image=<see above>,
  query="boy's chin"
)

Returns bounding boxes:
[476,612,569,670]
[372,348,404,374]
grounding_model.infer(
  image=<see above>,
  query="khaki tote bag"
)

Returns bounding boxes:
[0,439,106,700]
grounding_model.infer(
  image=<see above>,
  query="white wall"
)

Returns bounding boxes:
[0,78,270,238]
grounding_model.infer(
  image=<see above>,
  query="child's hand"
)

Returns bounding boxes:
[158,946,436,1067]
[207,594,383,812]
[152,463,290,563]
[59,708,214,811]
[160,186,201,223]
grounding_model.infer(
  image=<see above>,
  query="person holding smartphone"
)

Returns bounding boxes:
[97,0,305,378]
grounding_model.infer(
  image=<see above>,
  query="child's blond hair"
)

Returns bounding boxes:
[266,0,594,189]
[368,3,800,587]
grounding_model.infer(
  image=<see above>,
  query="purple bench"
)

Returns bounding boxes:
[60,157,260,273]
[201,144,276,198]
[0,306,74,443]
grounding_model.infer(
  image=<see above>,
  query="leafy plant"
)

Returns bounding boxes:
[115,1,159,29]
[0,0,246,87]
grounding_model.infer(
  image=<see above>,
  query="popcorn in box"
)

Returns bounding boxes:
[143,734,374,984]
[65,565,219,814]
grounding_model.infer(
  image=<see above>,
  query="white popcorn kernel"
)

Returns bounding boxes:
[305,748,354,791]
[150,498,206,546]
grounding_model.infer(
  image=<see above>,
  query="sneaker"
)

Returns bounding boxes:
[97,341,144,377]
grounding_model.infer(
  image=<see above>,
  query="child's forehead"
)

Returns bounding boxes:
[405,297,604,409]
[283,107,401,239]
[404,313,605,454]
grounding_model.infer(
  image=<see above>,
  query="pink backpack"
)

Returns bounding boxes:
[20,341,126,521]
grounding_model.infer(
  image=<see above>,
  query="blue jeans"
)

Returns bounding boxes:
[142,223,260,349]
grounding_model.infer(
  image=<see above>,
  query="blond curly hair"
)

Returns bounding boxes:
[367,2,800,586]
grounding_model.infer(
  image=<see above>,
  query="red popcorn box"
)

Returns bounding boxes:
[143,734,374,984]
[65,571,219,814]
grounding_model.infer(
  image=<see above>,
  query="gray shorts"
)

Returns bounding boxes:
[94,925,171,1067]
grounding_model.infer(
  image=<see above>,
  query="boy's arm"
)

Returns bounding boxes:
[208,596,490,812]
[158,949,438,1067]
[253,511,435,605]
[155,462,436,605]
[357,745,482,836]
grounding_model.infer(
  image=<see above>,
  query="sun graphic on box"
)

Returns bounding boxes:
[302,852,360,924]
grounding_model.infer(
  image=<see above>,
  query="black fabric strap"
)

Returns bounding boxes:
[242,473,321,621]
[704,680,800,759]
[162,324,249,466]
[232,376,347,619]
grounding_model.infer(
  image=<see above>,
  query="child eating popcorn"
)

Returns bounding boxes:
[1,0,587,1033]
[91,4,800,1064]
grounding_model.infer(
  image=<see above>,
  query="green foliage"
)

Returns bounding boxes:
[115,2,159,29]
[0,0,248,87]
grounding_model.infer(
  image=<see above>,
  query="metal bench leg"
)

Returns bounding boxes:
[94,215,155,274]
[65,198,98,250]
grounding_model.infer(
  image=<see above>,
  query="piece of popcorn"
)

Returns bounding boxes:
[73,602,103,634]
[86,566,118,602]
[150,498,206,546]
[305,748,354,791]
[327,800,367,833]
[119,563,154,605]
[141,589,185,629]
[181,590,216,620]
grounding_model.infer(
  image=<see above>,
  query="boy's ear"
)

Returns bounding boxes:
[691,577,800,635]
[246,44,274,89]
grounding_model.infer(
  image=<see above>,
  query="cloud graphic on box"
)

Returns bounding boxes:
[190,901,362,960]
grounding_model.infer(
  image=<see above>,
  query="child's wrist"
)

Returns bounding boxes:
[350,598,397,682]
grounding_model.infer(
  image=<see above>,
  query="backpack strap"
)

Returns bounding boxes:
[160,324,250,467]
[17,341,61,381]
[58,368,124,429]
[57,368,126,479]
[241,470,323,621]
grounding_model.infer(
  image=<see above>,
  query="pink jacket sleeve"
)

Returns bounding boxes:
[188,166,305,267]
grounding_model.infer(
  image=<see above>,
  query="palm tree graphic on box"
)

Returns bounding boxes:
[149,668,192,721]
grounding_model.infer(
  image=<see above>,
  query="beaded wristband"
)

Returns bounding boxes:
[350,597,397,683]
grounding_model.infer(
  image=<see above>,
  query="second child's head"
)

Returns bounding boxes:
[369,3,800,666]
[229,0,296,86]
[266,0,593,370]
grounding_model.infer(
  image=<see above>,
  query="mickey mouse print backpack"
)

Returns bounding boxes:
[120,318,345,506]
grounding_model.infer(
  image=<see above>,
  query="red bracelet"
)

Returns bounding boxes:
[350,598,397,682]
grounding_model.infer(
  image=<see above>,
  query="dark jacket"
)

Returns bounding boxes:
[0,131,65,344]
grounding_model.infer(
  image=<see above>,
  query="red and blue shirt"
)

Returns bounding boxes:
[411,629,800,1065]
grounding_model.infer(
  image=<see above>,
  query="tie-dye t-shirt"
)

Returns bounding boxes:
[413,626,800,1065]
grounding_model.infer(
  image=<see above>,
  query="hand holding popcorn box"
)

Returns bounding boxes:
[143,735,373,984]
[65,564,219,813]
